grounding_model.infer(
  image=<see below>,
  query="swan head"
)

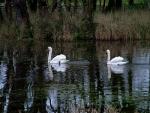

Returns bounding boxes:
[106,49,110,54]
[48,47,52,52]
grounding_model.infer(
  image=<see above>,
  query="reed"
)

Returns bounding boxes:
[0,9,149,41]
[0,23,17,40]
[105,105,120,113]
[29,11,81,41]
[95,10,150,40]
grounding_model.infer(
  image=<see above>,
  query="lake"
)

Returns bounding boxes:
[0,40,149,113]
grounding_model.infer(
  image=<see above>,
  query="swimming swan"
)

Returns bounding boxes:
[51,63,68,72]
[48,47,68,64]
[106,49,128,65]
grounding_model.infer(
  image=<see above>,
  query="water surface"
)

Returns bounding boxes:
[0,40,150,113]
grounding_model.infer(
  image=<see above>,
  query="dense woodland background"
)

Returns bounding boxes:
[0,0,150,41]
[0,1,150,112]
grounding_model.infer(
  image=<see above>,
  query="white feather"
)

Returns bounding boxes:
[48,47,69,64]
[110,56,124,63]
[51,63,67,72]
[50,54,67,63]
[106,49,128,65]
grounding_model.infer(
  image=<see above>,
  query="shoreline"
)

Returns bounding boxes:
[0,9,150,41]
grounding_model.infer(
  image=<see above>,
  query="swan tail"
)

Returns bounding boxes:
[117,61,128,65]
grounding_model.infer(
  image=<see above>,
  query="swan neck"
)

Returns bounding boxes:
[107,65,111,80]
[48,64,53,80]
[107,52,111,61]
[48,49,52,62]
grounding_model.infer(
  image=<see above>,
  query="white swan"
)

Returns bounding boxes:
[110,64,125,74]
[48,47,68,64]
[51,63,68,72]
[106,49,128,65]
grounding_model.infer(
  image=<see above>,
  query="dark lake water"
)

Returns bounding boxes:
[0,40,150,113]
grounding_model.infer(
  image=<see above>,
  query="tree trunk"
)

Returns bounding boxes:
[102,0,106,10]
[63,0,72,11]
[116,0,122,9]
[51,0,62,12]
[99,0,101,8]
[38,0,48,9]
[5,0,12,21]
[107,0,122,11]
[79,0,95,40]
[51,0,58,12]
[0,8,3,21]
[129,0,134,6]
[67,0,71,11]
[14,0,30,25]
[93,0,97,11]
[38,0,48,16]
[74,0,78,11]
[85,0,94,18]
[14,0,33,39]
[107,0,115,11]
[144,0,149,8]
[27,0,37,12]
[82,0,86,11]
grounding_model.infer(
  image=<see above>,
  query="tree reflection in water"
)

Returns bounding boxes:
[0,41,149,113]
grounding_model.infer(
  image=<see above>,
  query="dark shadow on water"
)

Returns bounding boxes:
[0,40,150,113]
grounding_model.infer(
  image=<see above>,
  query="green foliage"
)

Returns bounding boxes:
[48,0,53,6]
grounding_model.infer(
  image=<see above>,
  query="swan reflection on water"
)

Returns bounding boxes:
[45,86,85,113]
[44,63,68,82]
[0,62,7,90]
[45,60,90,113]
[46,89,58,113]
[0,62,10,113]
[45,60,89,82]
[0,47,8,91]
[24,72,34,112]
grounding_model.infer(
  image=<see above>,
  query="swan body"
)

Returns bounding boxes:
[107,64,125,79]
[110,65,125,74]
[48,47,68,64]
[50,54,67,64]
[106,50,128,65]
[51,63,67,72]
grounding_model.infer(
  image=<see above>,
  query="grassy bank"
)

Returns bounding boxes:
[0,9,150,41]
[95,10,150,40]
